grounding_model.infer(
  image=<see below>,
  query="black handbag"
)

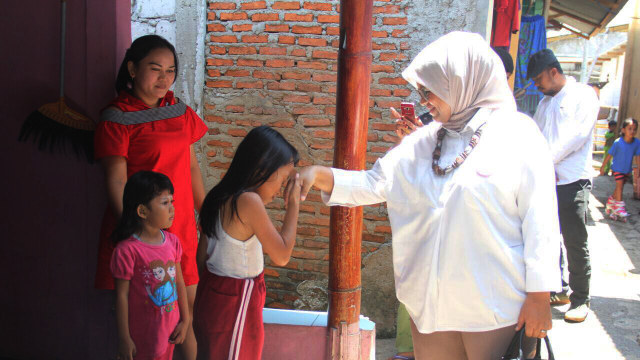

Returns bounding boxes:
[501,328,555,360]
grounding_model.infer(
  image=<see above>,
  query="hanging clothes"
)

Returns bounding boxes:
[491,0,521,48]
[515,15,547,116]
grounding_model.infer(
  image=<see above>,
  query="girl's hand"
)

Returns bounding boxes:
[169,319,189,345]
[117,336,136,360]
[283,172,301,209]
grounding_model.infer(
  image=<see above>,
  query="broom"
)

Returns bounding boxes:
[18,0,95,163]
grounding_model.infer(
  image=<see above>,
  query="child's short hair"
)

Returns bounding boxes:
[621,118,638,129]
[608,120,617,128]
[111,171,174,243]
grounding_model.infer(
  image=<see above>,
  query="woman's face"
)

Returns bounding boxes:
[128,47,176,108]
[417,85,452,124]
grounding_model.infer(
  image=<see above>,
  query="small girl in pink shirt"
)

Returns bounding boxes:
[110,171,190,360]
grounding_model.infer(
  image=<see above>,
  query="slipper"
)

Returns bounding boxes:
[391,356,415,360]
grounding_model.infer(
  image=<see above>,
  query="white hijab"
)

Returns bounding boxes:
[402,31,516,132]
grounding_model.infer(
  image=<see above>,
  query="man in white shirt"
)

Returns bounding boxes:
[528,49,599,323]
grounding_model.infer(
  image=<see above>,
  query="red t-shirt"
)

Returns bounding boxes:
[491,0,521,48]
[94,91,208,289]
[111,231,182,359]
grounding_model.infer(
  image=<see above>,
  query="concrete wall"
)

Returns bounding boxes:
[1,1,130,358]
[201,0,493,336]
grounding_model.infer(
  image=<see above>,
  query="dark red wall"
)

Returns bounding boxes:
[0,1,130,358]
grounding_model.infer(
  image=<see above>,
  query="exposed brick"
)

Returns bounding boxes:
[374,4,401,13]
[312,50,337,59]
[372,30,388,38]
[292,249,324,260]
[296,83,322,92]
[313,73,336,82]
[237,59,263,67]
[297,226,317,236]
[312,96,335,105]
[206,149,218,156]
[207,139,233,147]
[303,2,332,11]
[271,120,295,128]
[266,59,295,68]
[253,70,280,80]
[291,25,323,35]
[228,128,248,137]
[292,106,321,115]
[372,42,396,50]
[375,225,392,234]
[370,88,392,96]
[232,24,253,32]
[324,106,336,115]
[298,37,327,47]
[331,39,339,48]
[209,2,236,9]
[310,140,333,149]
[208,58,234,66]
[282,72,311,80]
[370,145,390,153]
[382,17,407,25]
[298,61,327,70]
[267,81,296,90]
[267,302,290,309]
[204,115,230,124]
[379,52,397,61]
[392,29,406,38]
[394,89,412,97]
[207,23,227,32]
[372,64,394,73]
[314,130,335,138]
[317,15,340,23]
[372,123,396,131]
[326,26,340,35]
[290,49,306,57]
[228,46,257,55]
[207,69,221,77]
[207,12,216,20]
[265,24,290,33]
[210,35,238,43]
[241,1,267,10]
[283,94,311,102]
[382,134,399,143]
[206,80,233,88]
[264,267,280,277]
[299,204,316,213]
[219,12,248,21]
[225,105,245,112]
[272,1,301,10]
[236,81,263,89]
[209,46,227,55]
[259,46,287,55]
[400,42,410,50]
[378,77,407,85]
[251,13,279,21]
[278,35,295,44]
[242,35,269,43]
[284,13,313,22]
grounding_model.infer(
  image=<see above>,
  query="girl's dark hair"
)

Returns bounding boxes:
[111,171,175,243]
[199,126,299,239]
[115,35,178,93]
[621,118,638,129]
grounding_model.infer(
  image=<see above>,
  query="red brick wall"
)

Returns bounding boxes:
[204,0,412,309]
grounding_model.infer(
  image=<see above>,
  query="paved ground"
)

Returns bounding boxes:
[376,173,640,359]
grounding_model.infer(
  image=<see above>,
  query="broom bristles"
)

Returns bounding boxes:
[19,109,95,163]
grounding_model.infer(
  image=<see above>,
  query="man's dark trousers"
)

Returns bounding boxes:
[557,179,591,306]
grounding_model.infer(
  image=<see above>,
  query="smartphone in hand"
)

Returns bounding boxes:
[400,102,417,125]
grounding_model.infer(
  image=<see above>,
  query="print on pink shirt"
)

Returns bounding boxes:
[144,259,178,313]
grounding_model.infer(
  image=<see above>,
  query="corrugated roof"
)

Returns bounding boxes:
[547,0,630,38]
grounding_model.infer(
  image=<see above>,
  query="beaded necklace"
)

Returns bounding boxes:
[432,123,486,176]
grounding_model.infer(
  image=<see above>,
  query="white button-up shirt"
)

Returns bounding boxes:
[323,108,561,333]
[533,77,599,185]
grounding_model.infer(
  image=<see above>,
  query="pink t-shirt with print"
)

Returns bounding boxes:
[111,231,183,359]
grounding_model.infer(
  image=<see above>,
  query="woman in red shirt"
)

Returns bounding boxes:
[94,35,207,359]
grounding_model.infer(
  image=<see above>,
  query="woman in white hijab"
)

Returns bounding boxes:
[295,32,561,359]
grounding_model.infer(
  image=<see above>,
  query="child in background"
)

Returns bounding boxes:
[194,126,301,360]
[111,171,190,360]
[601,120,617,176]
[601,118,640,220]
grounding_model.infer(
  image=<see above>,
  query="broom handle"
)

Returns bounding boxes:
[60,0,66,98]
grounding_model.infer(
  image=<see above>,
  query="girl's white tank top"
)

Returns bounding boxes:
[205,216,264,279]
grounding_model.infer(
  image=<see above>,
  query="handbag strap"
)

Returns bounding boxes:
[518,328,555,360]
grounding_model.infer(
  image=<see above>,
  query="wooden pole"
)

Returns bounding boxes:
[618,0,640,129]
[328,0,373,358]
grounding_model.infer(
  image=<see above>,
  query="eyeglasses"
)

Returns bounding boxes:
[416,87,432,102]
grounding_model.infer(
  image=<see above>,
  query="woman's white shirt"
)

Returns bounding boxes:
[323,107,562,333]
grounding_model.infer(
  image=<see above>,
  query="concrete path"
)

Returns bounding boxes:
[376,174,640,359]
